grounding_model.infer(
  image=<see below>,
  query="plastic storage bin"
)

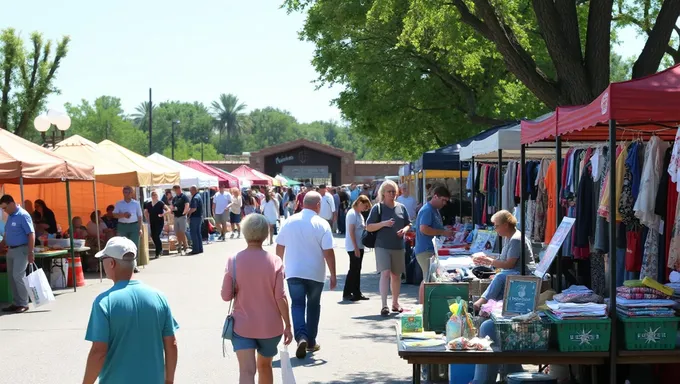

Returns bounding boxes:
[619,315,680,350]
[547,313,611,352]
[506,372,556,384]
[423,282,469,333]
[493,314,551,351]
[449,364,474,384]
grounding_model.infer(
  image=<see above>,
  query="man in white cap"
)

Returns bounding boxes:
[82,237,179,384]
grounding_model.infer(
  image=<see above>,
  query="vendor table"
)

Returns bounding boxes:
[395,327,608,384]
[617,349,680,365]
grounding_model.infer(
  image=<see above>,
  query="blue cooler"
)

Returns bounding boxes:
[449,364,474,384]
[506,372,556,384]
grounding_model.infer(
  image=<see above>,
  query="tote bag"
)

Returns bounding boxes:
[222,255,237,356]
[22,263,55,307]
[280,346,297,384]
[361,203,381,248]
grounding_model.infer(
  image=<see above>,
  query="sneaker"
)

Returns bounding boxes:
[237,231,241,239]
[295,339,308,359]
[230,233,235,239]
[307,343,320,353]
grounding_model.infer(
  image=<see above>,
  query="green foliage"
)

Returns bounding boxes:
[0,28,70,137]
[161,138,221,161]
[211,93,247,153]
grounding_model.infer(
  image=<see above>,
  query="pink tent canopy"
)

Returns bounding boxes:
[231,165,271,186]
[182,159,239,188]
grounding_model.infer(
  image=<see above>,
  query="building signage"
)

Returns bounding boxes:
[275,155,295,164]
[283,165,329,179]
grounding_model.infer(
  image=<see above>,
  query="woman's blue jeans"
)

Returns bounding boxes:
[472,320,524,383]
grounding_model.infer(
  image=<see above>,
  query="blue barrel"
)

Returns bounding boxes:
[506,372,556,384]
[449,364,475,384]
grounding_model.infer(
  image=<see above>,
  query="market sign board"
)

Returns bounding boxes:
[282,165,329,179]
[534,217,576,279]
[503,275,541,317]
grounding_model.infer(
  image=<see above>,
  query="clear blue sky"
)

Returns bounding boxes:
[3,0,343,123]
[3,2,647,123]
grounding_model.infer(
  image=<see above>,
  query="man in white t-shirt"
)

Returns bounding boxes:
[396,184,417,220]
[318,184,336,228]
[212,186,232,241]
[276,191,337,360]
[112,186,143,273]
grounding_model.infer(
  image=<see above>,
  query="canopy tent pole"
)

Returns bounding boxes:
[555,137,563,293]
[471,157,476,226]
[92,181,102,282]
[458,163,463,223]
[497,149,503,248]
[66,180,76,292]
[19,177,24,207]
[422,171,427,204]
[520,144,526,275]
[608,120,618,384]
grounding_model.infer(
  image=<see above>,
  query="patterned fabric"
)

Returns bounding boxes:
[590,253,606,296]
[553,292,604,304]
[533,160,549,242]
[668,127,680,189]
[618,293,668,300]
[616,286,668,297]
[668,193,680,270]
[641,228,660,280]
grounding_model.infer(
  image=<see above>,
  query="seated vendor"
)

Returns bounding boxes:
[470,210,534,384]
[101,204,118,231]
[472,210,534,312]
[34,219,49,245]
[86,210,109,238]
[66,216,89,239]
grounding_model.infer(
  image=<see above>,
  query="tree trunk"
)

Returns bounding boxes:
[632,0,680,78]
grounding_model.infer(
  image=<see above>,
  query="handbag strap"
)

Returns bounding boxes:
[227,255,237,315]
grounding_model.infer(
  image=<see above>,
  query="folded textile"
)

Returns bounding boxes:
[671,271,680,284]
[615,297,677,308]
[642,277,674,296]
[554,292,604,304]
[617,286,667,295]
[549,311,608,319]
[618,293,670,300]
[624,280,645,288]
[546,300,608,312]
[616,308,676,317]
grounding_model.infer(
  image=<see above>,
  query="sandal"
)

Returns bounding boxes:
[391,306,404,313]
[380,307,390,317]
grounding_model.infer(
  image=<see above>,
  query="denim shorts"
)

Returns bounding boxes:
[232,331,282,358]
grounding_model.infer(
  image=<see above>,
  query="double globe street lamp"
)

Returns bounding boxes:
[34,109,71,148]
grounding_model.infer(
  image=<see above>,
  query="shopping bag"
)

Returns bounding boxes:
[280,346,297,384]
[22,264,55,307]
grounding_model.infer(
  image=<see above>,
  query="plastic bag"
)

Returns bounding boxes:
[22,264,55,307]
[280,346,297,384]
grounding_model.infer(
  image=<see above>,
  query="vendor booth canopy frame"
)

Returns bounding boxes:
[181,159,241,188]
[97,140,180,187]
[147,153,219,189]
[231,165,272,186]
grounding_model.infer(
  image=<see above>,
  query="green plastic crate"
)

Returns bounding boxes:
[0,272,12,303]
[423,282,469,333]
[618,315,680,351]
[547,312,611,352]
[492,314,551,351]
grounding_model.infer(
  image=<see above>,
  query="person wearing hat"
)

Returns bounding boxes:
[82,236,179,384]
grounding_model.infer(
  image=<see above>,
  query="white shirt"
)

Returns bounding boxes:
[276,209,334,283]
[319,192,336,220]
[86,220,106,237]
[634,136,669,228]
[213,192,232,214]
[113,199,143,224]
[263,200,279,222]
[345,208,365,251]
[396,195,417,220]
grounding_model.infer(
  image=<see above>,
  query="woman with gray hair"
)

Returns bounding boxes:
[366,180,411,317]
[222,214,292,384]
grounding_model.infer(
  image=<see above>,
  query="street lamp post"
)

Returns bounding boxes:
[34,109,71,148]
[171,120,180,160]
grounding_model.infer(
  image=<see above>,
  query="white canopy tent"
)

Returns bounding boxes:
[147,153,219,188]
[458,122,559,161]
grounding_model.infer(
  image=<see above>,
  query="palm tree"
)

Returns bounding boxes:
[211,93,247,151]
[130,101,156,132]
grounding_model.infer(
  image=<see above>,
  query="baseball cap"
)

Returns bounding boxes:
[95,236,138,260]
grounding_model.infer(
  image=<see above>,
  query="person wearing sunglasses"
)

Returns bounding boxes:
[0,194,35,314]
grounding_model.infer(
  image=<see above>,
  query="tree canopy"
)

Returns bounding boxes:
[285,0,680,158]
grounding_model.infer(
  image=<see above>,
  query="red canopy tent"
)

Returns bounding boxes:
[182,159,239,188]
[231,165,271,186]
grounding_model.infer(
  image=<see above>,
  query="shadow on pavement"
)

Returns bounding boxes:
[272,356,327,369]
[308,371,409,384]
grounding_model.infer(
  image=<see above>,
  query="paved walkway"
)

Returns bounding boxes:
[0,235,418,383]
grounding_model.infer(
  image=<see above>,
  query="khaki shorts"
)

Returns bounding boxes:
[375,247,405,275]
[416,251,435,282]
[174,216,187,233]
[214,212,228,225]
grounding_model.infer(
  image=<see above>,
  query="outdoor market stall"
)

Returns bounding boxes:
[181,159,240,188]
[0,129,95,299]
[147,153,219,189]
[517,64,680,384]
[230,165,272,186]
[275,174,301,186]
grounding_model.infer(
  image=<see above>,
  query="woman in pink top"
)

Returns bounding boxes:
[222,214,292,384]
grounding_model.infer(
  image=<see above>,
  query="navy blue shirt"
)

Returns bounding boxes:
[414,202,444,254]
[4,207,35,247]
[190,194,202,218]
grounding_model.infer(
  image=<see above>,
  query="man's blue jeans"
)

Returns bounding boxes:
[287,277,324,346]
[189,216,203,254]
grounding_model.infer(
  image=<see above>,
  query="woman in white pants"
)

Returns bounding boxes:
[262,190,280,246]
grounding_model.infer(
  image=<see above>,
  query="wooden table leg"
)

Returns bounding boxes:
[591,364,598,384]
[413,364,421,384]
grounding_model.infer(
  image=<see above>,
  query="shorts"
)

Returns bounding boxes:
[375,247,405,275]
[265,216,277,225]
[173,216,187,233]
[232,331,282,358]
[230,212,242,224]
[214,212,228,224]
[416,251,435,282]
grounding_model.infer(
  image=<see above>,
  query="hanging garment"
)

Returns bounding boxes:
[574,166,595,259]
[544,160,558,243]
[533,159,550,242]
[642,229,660,280]
[591,252,606,296]
[655,148,673,282]
[594,147,610,253]
[502,161,515,211]
[619,142,641,228]
[599,145,627,221]
[626,228,643,272]
[526,200,535,238]
[668,128,680,192]
[636,136,669,229]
